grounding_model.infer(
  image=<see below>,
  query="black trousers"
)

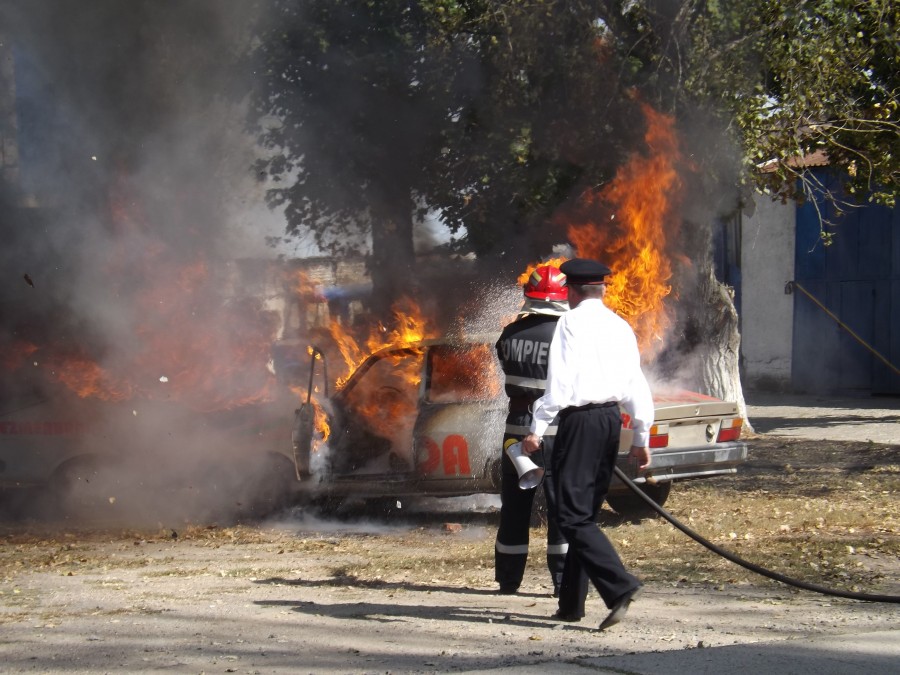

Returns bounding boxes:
[495,412,566,592]
[553,404,640,614]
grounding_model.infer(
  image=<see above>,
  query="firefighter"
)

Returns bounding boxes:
[494,264,569,596]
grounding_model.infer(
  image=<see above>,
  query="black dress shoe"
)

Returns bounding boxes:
[551,609,583,622]
[598,585,642,631]
[497,585,519,595]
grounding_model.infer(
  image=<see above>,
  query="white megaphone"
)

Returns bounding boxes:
[505,441,544,490]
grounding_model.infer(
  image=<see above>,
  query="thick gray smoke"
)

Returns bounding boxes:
[0,1,298,526]
[1,1,269,349]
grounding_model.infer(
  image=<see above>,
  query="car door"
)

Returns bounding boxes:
[412,342,507,494]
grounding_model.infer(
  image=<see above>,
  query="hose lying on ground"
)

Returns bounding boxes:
[614,466,900,604]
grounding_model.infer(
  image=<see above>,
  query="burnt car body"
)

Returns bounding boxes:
[290,335,748,514]
[1,335,747,519]
[0,369,298,519]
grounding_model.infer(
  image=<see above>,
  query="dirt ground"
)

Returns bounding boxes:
[0,516,896,675]
[0,398,898,674]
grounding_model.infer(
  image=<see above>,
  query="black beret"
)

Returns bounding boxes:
[560,258,612,285]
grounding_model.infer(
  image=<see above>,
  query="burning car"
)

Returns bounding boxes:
[1,331,746,521]
[288,333,748,516]
[0,366,298,521]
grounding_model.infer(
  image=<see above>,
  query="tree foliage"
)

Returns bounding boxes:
[422,1,645,257]
[611,0,899,213]
[250,0,480,308]
[687,2,899,237]
[250,1,649,271]
[251,0,899,270]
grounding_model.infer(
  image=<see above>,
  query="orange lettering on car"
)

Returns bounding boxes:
[442,434,471,476]
[417,436,441,474]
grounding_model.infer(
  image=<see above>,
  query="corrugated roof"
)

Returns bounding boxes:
[758,149,830,173]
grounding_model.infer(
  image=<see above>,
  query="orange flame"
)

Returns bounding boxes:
[288,295,438,454]
[329,296,434,390]
[18,180,282,411]
[350,352,422,442]
[563,103,681,355]
[311,399,331,445]
[124,256,279,411]
[286,268,325,302]
[290,387,331,449]
[429,343,503,402]
[46,353,133,401]
[291,348,331,447]
[1,341,39,372]
[4,340,133,402]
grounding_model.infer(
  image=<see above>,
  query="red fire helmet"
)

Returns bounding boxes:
[523,265,568,301]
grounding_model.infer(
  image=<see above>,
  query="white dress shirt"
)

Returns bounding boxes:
[529,298,655,447]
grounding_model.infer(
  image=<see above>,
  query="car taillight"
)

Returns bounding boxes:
[716,417,743,442]
[649,423,669,448]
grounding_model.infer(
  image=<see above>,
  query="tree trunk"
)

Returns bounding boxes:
[659,220,753,432]
[696,264,751,429]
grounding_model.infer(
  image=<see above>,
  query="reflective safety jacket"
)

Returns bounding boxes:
[495,314,560,402]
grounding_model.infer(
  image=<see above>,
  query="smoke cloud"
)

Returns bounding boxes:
[0,2,745,526]
[0,1,300,526]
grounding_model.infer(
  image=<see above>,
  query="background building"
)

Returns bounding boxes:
[740,173,900,396]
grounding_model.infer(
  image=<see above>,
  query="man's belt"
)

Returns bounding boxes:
[560,401,618,415]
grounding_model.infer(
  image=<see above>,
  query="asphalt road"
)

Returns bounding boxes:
[745,391,900,445]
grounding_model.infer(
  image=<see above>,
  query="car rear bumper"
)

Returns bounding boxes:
[614,441,748,488]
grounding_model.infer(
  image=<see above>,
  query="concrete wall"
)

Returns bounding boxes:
[740,194,796,390]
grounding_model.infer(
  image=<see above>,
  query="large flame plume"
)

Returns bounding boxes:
[329,296,434,389]
[321,297,434,443]
[562,103,681,356]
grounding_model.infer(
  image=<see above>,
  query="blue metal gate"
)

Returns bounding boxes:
[792,170,900,395]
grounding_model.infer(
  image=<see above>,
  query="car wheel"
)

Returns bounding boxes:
[605,482,672,519]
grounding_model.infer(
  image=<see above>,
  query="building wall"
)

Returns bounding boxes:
[740,194,796,390]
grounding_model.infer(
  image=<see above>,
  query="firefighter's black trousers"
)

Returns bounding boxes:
[495,412,567,593]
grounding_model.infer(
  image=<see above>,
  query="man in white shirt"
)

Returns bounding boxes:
[521,258,653,631]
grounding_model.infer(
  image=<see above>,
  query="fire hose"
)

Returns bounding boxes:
[613,466,900,604]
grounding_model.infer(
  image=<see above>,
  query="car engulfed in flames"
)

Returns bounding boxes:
[288,333,748,516]
[0,332,747,520]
